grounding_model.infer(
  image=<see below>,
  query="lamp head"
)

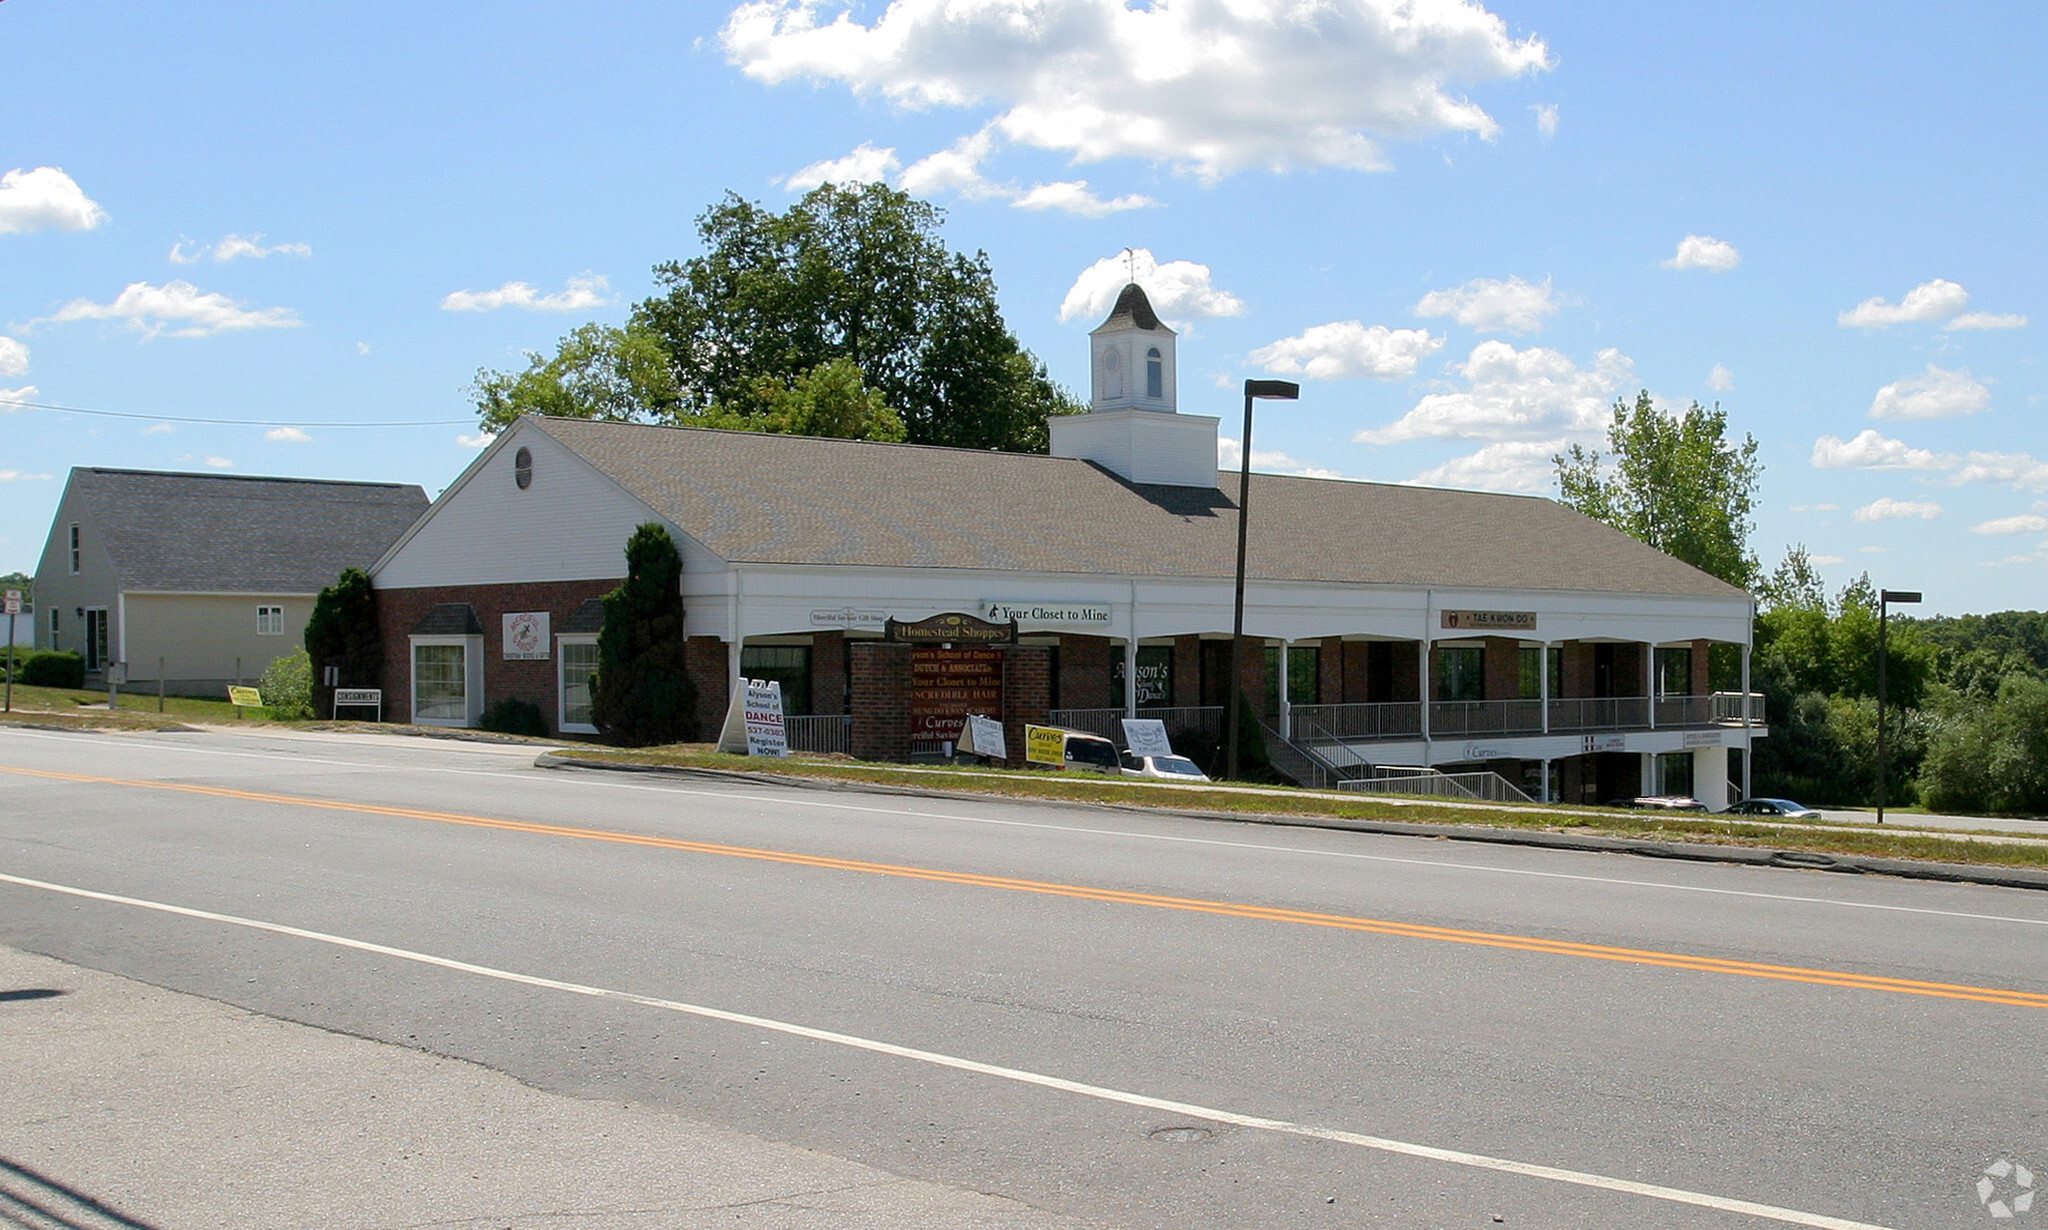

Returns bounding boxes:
[1880,590,1922,605]
[1243,379,1300,401]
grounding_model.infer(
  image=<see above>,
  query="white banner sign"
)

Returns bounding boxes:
[981,600,1113,628]
[333,688,382,707]
[958,714,1007,761]
[1120,718,1172,759]
[503,611,550,660]
[742,678,787,757]
[809,607,888,630]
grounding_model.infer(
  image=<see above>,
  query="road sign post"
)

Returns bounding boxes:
[2,588,18,714]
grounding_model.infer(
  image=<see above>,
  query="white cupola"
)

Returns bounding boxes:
[1050,282,1221,488]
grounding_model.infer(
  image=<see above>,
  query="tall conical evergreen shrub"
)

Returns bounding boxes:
[592,523,697,746]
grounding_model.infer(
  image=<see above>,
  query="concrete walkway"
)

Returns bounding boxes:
[1,944,1103,1230]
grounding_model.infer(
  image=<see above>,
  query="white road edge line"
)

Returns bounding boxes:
[0,868,1897,1230]
[7,727,2044,930]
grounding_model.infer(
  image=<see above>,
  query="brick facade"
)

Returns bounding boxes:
[850,642,913,762]
[375,579,619,731]
[685,636,731,740]
[1172,635,1201,707]
[1056,634,1117,710]
[812,630,848,715]
[1483,636,1521,701]
[1002,645,1052,767]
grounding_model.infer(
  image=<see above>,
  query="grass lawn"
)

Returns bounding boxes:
[0,682,294,727]
[549,745,2048,873]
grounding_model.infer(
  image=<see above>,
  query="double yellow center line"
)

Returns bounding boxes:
[9,763,2046,1010]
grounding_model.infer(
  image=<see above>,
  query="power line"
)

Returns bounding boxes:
[0,395,473,429]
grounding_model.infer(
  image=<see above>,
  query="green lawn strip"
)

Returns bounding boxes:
[548,746,2048,871]
[1,684,289,725]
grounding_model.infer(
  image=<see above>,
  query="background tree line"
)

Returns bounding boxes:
[1559,394,2047,816]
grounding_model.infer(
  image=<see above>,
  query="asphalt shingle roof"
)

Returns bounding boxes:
[533,418,1746,600]
[73,468,429,593]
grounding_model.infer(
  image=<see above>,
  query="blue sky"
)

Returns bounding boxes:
[3,1,2042,615]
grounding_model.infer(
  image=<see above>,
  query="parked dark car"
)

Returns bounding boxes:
[1721,798,1822,819]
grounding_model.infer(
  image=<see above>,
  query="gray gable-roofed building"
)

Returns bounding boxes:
[35,467,428,695]
[370,282,1765,806]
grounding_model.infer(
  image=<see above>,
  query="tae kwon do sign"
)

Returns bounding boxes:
[911,646,1003,741]
[1439,610,1537,633]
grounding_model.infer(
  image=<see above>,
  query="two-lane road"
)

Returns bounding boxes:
[3,724,2043,1228]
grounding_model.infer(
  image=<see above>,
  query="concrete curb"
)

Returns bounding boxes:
[532,753,2048,895]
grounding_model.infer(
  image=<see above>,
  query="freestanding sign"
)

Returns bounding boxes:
[957,714,1007,762]
[909,646,1003,741]
[1024,724,1065,766]
[332,687,384,722]
[717,678,788,757]
[1120,718,1172,760]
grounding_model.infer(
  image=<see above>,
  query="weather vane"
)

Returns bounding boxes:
[1122,246,1137,284]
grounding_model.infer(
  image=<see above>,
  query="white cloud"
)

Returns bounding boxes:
[1810,429,1951,471]
[456,432,496,449]
[0,385,36,408]
[1407,439,1562,493]
[1248,321,1442,381]
[898,130,1005,199]
[723,0,1552,184]
[0,166,107,234]
[0,469,55,482]
[783,142,902,191]
[1059,249,1245,326]
[1356,340,1632,444]
[204,456,234,469]
[1837,278,1968,329]
[1413,276,1556,334]
[1859,545,1890,554]
[1707,363,1734,392]
[1971,514,2048,536]
[1808,554,1847,566]
[355,342,371,355]
[440,273,613,313]
[1664,234,1740,272]
[1945,311,2028,331]
[143,422,175,435]
[1869,364,1989,421]
[1853,497,1943,523]
[1788,502,1840,512]
[1950,451,2048,493]
[1217,436,1340,479]
[0,337,26,378]
[37,280,301,339]
[1532,103,1558,139]
[264,426,312,443]
[171,233,313,264]
[1010,180,1158,216]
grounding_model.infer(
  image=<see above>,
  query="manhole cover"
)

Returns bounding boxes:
[1148,1126,1214,1143]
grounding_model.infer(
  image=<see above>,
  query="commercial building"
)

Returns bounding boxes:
[35,468,429,695]
[369,285,1764,803]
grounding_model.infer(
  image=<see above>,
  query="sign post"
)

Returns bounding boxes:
[2,588,19,714]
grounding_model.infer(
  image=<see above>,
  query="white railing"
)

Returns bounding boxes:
[1547,696,1651,732]
[1428,698,1545,736]
[1339,768,1534,805]
[1289,702,1422,741]
[1047,706,1226,748]
[1711,691,1766,723]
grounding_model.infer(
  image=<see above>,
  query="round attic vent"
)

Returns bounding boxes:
[514,447,533,489]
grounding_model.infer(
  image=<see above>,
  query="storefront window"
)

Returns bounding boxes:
[1655,646,1693,697]
[559,639,600,730]
[741,645,811,715]
[1111,645,1175,707]
[414,643,468,722]
[1435,646,1484,702]
[1261,646,1320,712]
[1657,751,1695,797]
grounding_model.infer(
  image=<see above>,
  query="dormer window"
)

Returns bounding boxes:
[1146,347,1163,399]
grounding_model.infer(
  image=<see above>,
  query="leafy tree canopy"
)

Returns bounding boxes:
[1555,392,1761,589]
[471,183,1081,451]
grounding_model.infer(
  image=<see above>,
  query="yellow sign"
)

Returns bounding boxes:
[227,686,263,708]
[1024,724,1065,766]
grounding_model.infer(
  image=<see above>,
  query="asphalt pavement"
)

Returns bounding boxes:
[4,723,2046,1229]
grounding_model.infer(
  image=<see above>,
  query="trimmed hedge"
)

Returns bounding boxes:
[479,697,547,737]
[17,650,85,688]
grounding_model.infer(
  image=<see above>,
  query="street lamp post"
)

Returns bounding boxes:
[1876,588,1921,825]
[1226,378,1301,781]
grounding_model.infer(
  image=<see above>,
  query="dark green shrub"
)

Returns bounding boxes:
[592,523,697,746]
[478,698,547,737]
[305,567,381,719]
[19,650,85,688]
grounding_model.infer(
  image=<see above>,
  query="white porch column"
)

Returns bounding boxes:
[1539,640,1551,734]
[1644,642,1656,728]
[1640,752,1655,797]
[1278,641,1291,739]
[1694,746,1730,810]
[1538,757,1553,803]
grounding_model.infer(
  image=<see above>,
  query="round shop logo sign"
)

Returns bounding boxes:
[509,613,542,655]
[1979,1158,2036,1220]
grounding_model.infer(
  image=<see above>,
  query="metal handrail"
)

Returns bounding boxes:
[785,714,852,754]
[1427,698,1544,736]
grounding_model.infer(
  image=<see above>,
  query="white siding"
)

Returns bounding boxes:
[375,423,705,588]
